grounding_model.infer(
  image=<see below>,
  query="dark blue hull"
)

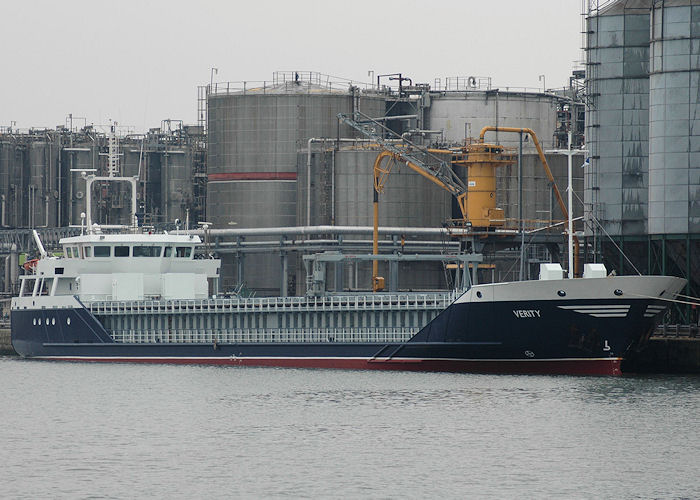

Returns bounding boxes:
[10,293,668,375]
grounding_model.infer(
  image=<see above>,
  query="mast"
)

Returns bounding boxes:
[83,122,139,232]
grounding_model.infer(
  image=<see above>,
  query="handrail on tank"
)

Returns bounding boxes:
[478,126,580,277]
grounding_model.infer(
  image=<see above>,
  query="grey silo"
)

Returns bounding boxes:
[426,89,559,150]
[0,142,12,226]
[585,0,652,236]
[648,0,700,234]
[496,153,584,226]
[206,77,385,295]
[28,141,59,228]
[305,148,453,228]
[161,149,193,224]
[63,146,94,226]
[297,147,452,292]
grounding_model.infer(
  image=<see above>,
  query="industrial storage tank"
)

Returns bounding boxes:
[648,0,700,235]
[297,146,453,291]
[0,140,14,227]
[28,140,59,228]
[61,142,96,226]
[426,82,559,149]
[496,153,583,227]
[298,147,452,227]
[160,148,193,224]
[206,72,385,295]
[585,0,652,236]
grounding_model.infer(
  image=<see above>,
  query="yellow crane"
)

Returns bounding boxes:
[478,127,579,276]
[337,113,577,291]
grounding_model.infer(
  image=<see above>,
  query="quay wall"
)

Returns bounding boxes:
[0,327,15,355]
[625,325,700,374]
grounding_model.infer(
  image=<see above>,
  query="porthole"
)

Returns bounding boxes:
[66,317,71,326]
[614,289,623,296]
[476,291,482,298]
[557,290,566,297]
[51,318,56,326]
[32,318,36,326]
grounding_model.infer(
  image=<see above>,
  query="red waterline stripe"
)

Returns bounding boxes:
[208,172,297,181]
[37,357,624,376]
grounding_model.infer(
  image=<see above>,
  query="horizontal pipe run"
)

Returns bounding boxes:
[179,225,464,238]
[209,239,460,255]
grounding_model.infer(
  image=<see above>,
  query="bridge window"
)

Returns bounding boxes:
[65,247,73,258]
[175,247,192,258]
[84,247,92,258]
[115,246,130,257]
[164,247,173,257]
[133,246,162,257]
[94,246,111,257]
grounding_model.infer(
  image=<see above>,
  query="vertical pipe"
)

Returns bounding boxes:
[306,138,316,226]
[567,131,573,279]
[163,151,168,222]
[68,150,74,225]
[9,243,19,291]
[518,132,524,281]
[131,176,138,228]
[280,251,288,297]
[335,258,343,292]
[29,185,33,229]
[372,188,379,291]
[237,238,245,289]
[4,256,10,293]
[331,149,335,225]
[57,135,62,227]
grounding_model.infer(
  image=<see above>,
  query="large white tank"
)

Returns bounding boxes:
[426,87,559,150]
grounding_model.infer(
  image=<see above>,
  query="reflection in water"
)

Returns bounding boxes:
[0,358,698,499]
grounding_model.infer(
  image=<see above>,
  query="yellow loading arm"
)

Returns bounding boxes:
[338,112,472,291]
[370,150,470,291]
[478,126,580,276]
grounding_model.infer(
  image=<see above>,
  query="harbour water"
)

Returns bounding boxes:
[0,357,698,499]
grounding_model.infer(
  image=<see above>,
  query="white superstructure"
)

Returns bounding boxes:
[16,232,220,303]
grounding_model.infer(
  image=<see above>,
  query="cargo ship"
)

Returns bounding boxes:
[10,220,685,376]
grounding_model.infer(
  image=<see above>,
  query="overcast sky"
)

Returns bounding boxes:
[1,0,582,132]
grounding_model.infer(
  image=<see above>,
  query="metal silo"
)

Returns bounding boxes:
[297,146,452,291]
[28,140,58,228]
[299,147,452,228]
[426,85,559,149]
[161,148,193,224]
[585,0,652,236]
[63,144,95,226]
[206,73,384,295]
[0,141,10,227]
[648,0,700,234]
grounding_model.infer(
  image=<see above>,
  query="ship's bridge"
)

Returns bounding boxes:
[18,232,220,302]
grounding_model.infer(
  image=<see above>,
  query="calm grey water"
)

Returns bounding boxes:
[0,358,698,500]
